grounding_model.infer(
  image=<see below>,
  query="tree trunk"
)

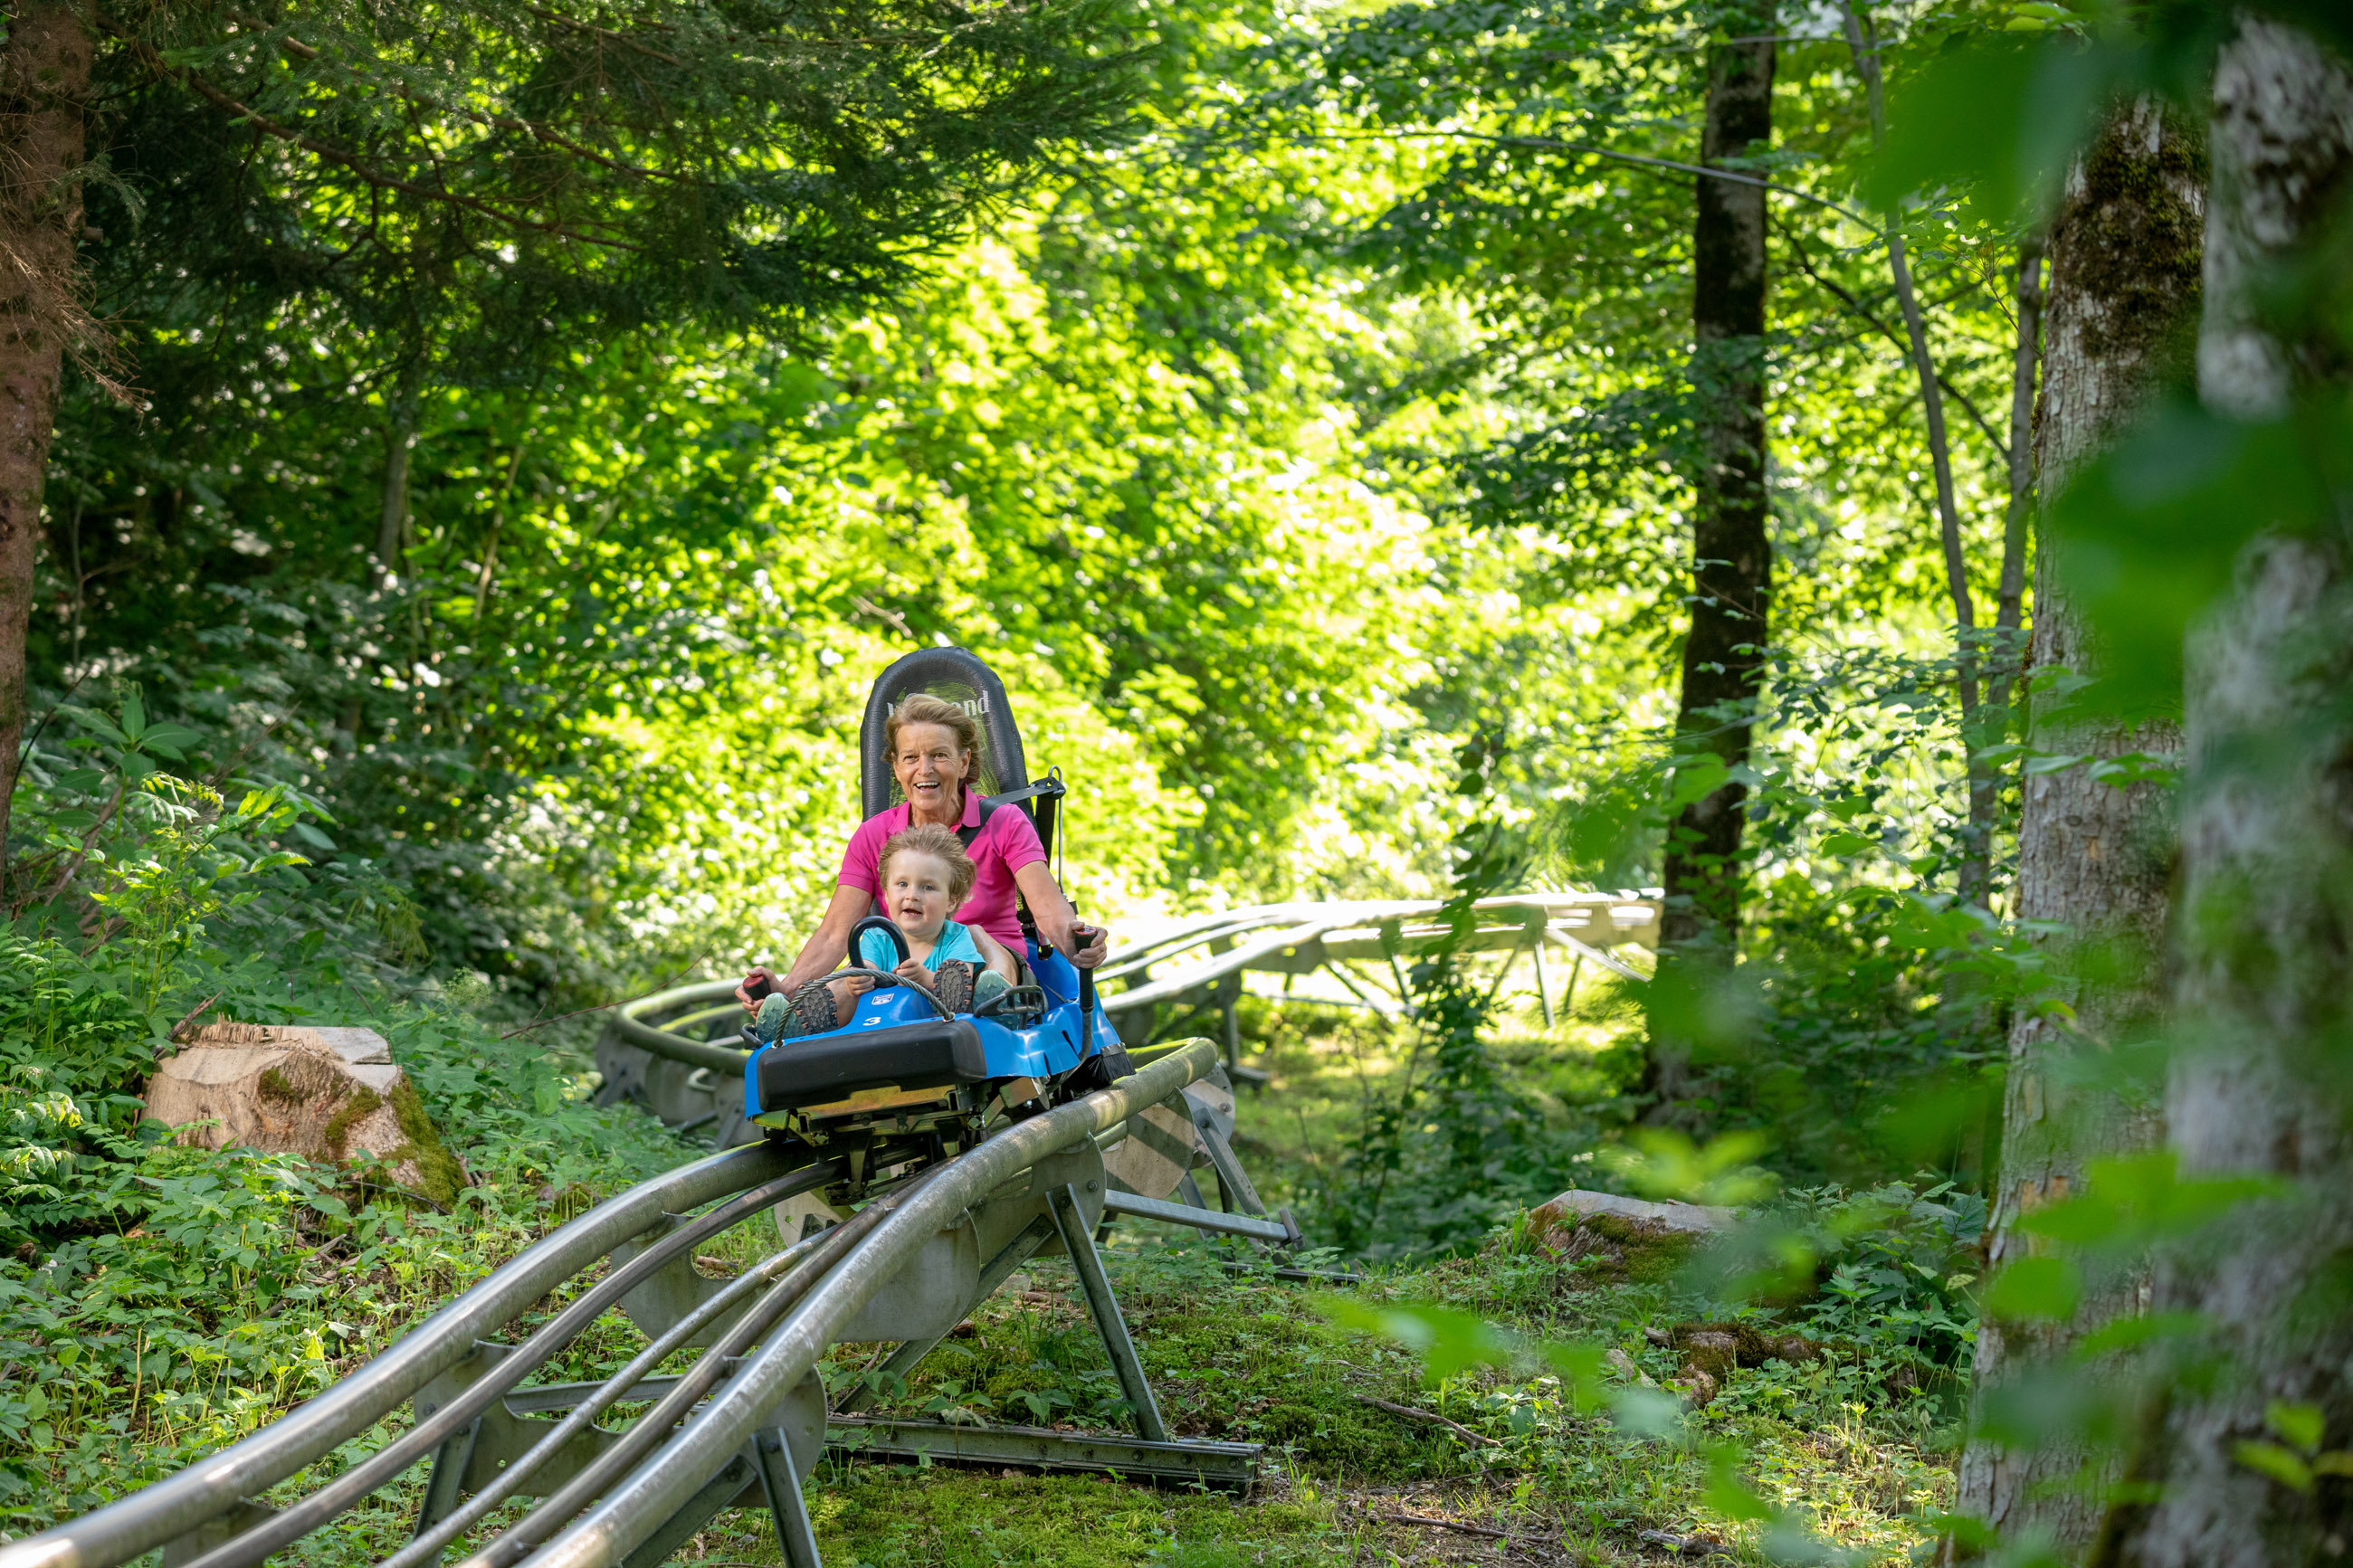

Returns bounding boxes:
[1649,0,1773,1110]
[0,2,90,877]
[2101,22,2353,1567]
[371,406,416,590]
[1658,3,1773,952]
[1991,237,2046,692]
[1838,0,2003,907]
[1953,102,2202,1560]
[473,443,527,622]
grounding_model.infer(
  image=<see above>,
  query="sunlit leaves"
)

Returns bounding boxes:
[1600,1127,1775,1207]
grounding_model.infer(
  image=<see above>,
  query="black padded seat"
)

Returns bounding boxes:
[861,648,1032,817]
[756,1017,990,1110]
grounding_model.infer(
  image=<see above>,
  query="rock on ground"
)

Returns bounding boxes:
[141,1022,462,1204]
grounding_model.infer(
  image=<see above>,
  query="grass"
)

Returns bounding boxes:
[0,993,1958,1565]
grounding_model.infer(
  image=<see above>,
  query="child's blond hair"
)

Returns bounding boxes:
[878,822,977,906]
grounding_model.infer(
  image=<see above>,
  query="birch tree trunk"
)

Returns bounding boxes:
[1953,102,2202,1559]
[1650,0,1773,1111]
[2101,21,2353,1566]
[0,3,90,875]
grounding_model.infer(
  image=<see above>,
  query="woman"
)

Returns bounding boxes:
[738,692,1108,1014]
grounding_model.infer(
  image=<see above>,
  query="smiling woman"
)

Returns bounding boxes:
[736,693,1109,1017]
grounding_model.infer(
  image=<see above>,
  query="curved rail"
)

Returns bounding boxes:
[0,1041,1223,1568]
[608,891,1662,1079]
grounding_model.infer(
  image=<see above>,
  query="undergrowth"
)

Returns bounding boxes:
[0,692,693,1525]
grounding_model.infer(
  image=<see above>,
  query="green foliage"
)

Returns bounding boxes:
[0,689,697,1524]
[1757,1182,1986,1373]
[1321,801,1592,1259]
[87,0,1148,378]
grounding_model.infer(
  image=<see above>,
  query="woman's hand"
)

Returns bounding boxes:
[736,966,780,1014]
[1069,922,1110,971]
[893,958,936,992]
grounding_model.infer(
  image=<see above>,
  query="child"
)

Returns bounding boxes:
[757,823,1016,1041]
[855,823,1020,1003]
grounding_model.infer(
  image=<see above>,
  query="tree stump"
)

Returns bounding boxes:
[141,1022,462,1205]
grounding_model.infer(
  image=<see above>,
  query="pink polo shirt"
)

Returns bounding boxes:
[839,791,1047,948]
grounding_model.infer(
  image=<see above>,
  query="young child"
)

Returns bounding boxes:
[855,823,1020,1003]
[757,823,1016,1041]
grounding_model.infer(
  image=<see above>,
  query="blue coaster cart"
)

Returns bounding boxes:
[743,648,1130,1184]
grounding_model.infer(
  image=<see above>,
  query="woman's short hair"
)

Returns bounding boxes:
[878,822,977,907]
[884,692,983,783]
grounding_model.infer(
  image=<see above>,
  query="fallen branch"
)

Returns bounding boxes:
[168,992,223,1044]
[345,1178,450,1214]
[1352,1392,1502,1447]
[1371,1511,1510,1540]
[499,1002,616,1039]
[1639,1528,1729,1557]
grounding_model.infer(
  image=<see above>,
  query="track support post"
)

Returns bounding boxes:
[836,1214,1058,1415]
[1189,1099,1267,1216]
[411,1417,481,1535]
[750,1426,824,1568]
[1046,1184,1169,1443]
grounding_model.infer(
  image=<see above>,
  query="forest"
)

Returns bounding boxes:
[0,0,2349,1562]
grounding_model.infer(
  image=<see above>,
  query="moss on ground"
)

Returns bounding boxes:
[809,1467,1346,1566]
[789,1236,1950,1566]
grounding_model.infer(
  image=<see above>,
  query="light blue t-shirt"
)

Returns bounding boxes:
[861,919,986,974]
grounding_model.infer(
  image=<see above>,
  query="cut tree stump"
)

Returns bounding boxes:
[141,1022,462,1205]
[1531,1187,1738,1234]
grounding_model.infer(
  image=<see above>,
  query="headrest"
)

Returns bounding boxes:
[859,648,1031,822]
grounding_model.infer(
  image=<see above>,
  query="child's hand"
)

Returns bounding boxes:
[894,958,934,991]
[843,974,874,997]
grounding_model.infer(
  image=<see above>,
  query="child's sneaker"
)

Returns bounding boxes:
[932,960,976,1014]
[756,992,791,1045]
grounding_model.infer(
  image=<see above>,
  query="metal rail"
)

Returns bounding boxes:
[0,1140,807,1568]
[2,1041,1224,1568]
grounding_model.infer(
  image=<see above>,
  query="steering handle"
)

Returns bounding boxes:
[801,963,955,1022]
[849,915,912,968]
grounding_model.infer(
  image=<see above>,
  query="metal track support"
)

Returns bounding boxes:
[1045,1184,1169,1443]
[1103,1189,1293,1244]
[834,1214,1056,1416]
[412,1418,481,1535]
[749,1427,823,1568]
[1189,1101,1267,1217]
[1531,936,1554,1027]
[827,1418,1259,1491]
[616,1449,759,1568]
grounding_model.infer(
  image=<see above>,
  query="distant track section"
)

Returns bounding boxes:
[596,890,1661,1138]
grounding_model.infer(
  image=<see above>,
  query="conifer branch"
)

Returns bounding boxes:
[523,5,686,68]
[260,25,693,186]
[115,30,646,252]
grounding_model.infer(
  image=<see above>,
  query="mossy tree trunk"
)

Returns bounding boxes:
[1954,101,2203,1559]
[0,3,90,875]
[2101,21,2353,1565]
